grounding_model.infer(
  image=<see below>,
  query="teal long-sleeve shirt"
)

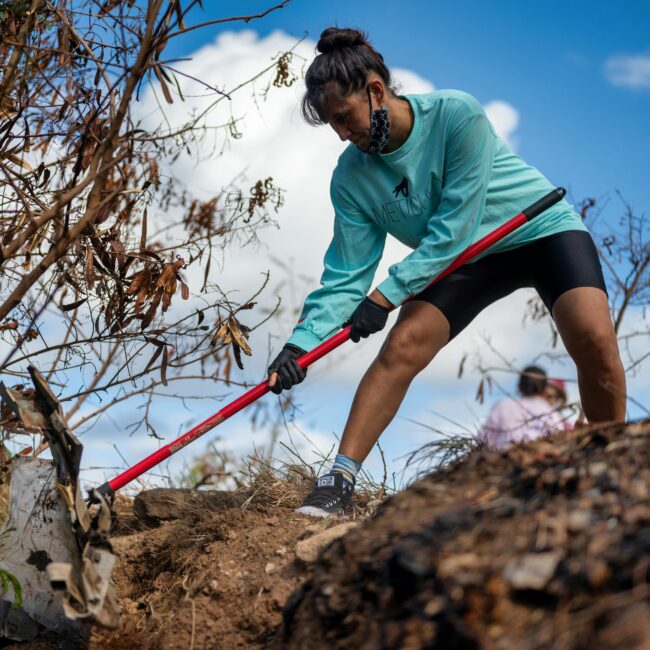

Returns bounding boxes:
[287,90,586,352]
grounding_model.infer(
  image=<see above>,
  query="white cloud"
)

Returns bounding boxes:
[392,67,436,95]
[604,52,650,89]
[484,100,520,149]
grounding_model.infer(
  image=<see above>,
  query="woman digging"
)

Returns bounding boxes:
[267,27,626,517]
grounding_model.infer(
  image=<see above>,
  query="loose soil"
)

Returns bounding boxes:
[279,420,650,649]
[6,420,650,649]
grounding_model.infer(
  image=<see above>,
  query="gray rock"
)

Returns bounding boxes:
[295,522,358,563]
[133,488,245,522]
[503,552,563,591]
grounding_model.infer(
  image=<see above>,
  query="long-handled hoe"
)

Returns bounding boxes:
[95,187,567,499]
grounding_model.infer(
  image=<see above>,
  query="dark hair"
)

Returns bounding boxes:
[518,365,547,397]
[301,27,393,125]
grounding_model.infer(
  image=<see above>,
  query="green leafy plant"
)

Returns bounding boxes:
[0,566,23,608]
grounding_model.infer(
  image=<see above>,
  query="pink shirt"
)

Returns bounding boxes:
[480,395,565,450]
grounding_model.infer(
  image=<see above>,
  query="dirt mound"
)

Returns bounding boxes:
[89,468,380,649]
[278,421,650,649]
[16,421,646,649]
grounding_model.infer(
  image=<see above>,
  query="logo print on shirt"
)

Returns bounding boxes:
[392,176,409,198]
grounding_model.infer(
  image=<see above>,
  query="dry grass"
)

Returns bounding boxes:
[399,417,483,484]
[236,443,393,519]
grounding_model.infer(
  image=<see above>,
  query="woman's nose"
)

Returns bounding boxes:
[332,123,350,142]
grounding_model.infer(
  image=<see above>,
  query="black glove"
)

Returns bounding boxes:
[267,343,307,394]
[343,296,391,343]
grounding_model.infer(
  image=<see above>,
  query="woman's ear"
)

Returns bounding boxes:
[368,78,385,107]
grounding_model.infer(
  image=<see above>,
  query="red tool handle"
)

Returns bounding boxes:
[95,187,566,497]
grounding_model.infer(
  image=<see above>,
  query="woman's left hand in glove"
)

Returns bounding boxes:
[343,294,392,343]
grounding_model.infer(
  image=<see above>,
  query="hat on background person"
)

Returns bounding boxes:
[547,378,567,401]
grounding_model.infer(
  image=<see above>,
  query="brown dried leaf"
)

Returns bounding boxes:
[475,379,485,404]
[162,289,172,312]
[144,345,163,372]
[228,317,251,357]
[110,238,126,267]
[85,246,95,287]
[0,103,17,121]
[99,0,122,17]
[135,278,150,313]
[6,153,33,172]
[126,270,147,296]
[210,321,231,347]
[141,307,157,331]
[0,319,19,332]
[232,342,243,370]
[104,299,114,326]
[61,297,87,312]
[140,208,148,252]
[80,141,96,171]
[161,345,169,386]
[181,282,189,300]
[144,336,165,346]
[156,264,175,288]
[223,353,232,386]
[457,354,467,379]
[153,65,174,104]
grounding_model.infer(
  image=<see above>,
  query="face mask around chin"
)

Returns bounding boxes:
[364,104,390,154]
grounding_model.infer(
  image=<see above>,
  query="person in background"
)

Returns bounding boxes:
[545,378,568,408]
[545,377,585,429]
[480,366,566,449]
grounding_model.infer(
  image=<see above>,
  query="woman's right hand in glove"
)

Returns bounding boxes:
[267,343,307,394]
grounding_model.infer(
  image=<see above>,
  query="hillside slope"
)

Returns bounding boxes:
[279,420,650,649]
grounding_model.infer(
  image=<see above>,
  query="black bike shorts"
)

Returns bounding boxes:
[412,230,607,340]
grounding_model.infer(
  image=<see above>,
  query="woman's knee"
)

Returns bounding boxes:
[377,322,441,372]
[566,323,621,370]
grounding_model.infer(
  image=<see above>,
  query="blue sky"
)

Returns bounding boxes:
[166,0,650,212]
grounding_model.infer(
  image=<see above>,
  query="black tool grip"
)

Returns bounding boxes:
[88,481,115,503]
[522,187,566,221]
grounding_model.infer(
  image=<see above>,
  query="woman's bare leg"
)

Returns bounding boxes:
[338,301,450,462]
[552,287,626,422]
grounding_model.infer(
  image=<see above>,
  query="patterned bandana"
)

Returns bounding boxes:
[364,86,390,154]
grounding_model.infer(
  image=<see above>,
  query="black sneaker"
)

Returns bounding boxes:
[295,471,354,518]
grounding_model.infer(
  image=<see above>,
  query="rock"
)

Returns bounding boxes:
[567,509,592,532]
[588,462,608,477]
[133,488,245,522]
[295,522,358,563]
[265,561,278,574]
[503,552,563,591]
[437,553,485,586]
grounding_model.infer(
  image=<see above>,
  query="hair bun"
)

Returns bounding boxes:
[317,27,367,54]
